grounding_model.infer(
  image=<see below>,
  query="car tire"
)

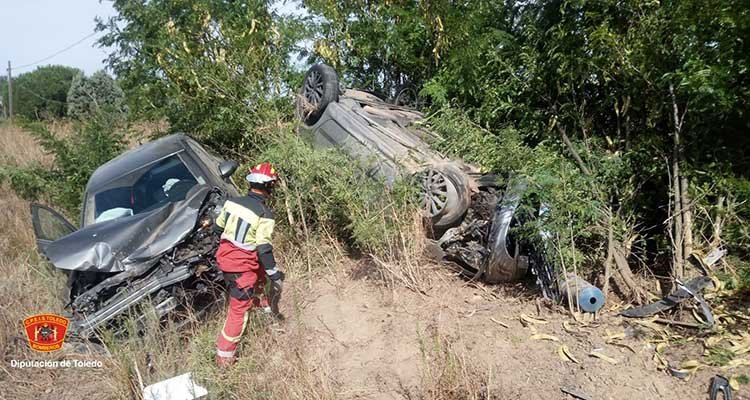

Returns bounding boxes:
[297,63,339,125]
[393,84,422,109]
[417,166,471,232]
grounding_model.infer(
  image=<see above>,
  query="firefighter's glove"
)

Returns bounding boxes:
[268,270,284,283]
[269,270,284,291]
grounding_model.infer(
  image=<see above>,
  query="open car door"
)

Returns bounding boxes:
[30,203,77,252]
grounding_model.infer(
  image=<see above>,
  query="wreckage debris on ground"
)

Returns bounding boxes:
[621,276,715,327]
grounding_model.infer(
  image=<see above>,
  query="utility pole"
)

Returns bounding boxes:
[7,61,13,122]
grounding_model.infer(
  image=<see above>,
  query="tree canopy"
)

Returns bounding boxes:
[67,70,126,119]
[0,65,81,120]
[97,0,308,150]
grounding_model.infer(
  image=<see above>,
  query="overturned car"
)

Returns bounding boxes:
[31,134,240,338]
[297,64,551,287]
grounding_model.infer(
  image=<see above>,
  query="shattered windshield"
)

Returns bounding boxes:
[88,153,199,224]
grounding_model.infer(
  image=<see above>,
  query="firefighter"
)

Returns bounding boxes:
[214,162,284,367]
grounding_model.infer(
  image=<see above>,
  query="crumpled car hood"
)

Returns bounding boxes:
[43,185,211,273]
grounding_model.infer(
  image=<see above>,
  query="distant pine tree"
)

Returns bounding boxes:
[67,70,126,119]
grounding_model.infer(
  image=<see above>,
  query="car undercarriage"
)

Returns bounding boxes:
[296,63,549,290]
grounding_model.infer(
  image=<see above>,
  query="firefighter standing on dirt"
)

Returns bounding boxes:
[214,162,284,367]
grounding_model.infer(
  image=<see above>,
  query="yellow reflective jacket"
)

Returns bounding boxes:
[215,192,278,276]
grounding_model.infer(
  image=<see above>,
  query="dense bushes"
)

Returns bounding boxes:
[258,132,418,256]
[304,0,750,288]
[98,0,308,151]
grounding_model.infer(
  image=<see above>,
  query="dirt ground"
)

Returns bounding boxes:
[279,265,748,400]
[5,266,746,400]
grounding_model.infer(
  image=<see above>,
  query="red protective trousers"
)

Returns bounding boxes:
[215,240,269,359]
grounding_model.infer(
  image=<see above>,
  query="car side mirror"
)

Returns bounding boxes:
[218,160,239,180]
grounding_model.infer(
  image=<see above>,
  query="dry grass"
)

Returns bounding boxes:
[0,182,67,350]
[0,123,118,399]
[0,179,116,400]
[0,123,53,167]
[0,123,64,353]
[126,119,169,148]
[402,329,496,400]
[99,282,341,399]
[369,211,436,296]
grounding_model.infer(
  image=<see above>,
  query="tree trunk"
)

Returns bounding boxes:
[711,196,725,248]
[556,125,591,176]
[613,242,649,304]
[602,207,614,297]
[672,156,684,279]
[625,114,631,151]
[670,84,685,280]
[681,175,694,264]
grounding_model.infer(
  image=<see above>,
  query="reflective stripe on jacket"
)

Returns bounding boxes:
[215,192,278,275]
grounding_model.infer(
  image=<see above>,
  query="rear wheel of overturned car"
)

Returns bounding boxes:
[297,63,339,125]
[417,167,470,233]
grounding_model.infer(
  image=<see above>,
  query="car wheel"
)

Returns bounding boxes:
[297,63,339,125]
[417,166,470,231]
[393,84,422,109]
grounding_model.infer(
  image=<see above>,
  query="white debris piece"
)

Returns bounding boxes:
[142,372,208,400]
[703,248,727,268]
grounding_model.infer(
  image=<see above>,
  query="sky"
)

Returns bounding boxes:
[0,1,117,76]
[0,1,308,78]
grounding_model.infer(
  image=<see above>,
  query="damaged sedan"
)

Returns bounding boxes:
[30,134,240,338]
[297,64,553,290]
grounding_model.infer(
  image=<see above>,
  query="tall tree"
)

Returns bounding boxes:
[0,65,81,120]
[97,0,308,150]
[67,70,126,119]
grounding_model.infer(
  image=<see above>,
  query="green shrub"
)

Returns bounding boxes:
[256,131,418,256]
[426,107,608,276]
[98,0,307,151]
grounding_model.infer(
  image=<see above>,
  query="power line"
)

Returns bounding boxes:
[14,31,99,71]
[16,83,66,105]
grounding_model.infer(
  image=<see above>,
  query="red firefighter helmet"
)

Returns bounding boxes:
[246,162,278,185]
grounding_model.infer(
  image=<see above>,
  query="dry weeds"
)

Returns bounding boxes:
[408,331,496,400]
[0,123,53,167]
[371,212,436,296]
[0,181,110,400]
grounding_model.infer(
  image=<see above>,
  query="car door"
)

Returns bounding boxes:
[30,204,77,251]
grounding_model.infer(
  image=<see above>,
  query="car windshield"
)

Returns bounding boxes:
[90,153,199,223]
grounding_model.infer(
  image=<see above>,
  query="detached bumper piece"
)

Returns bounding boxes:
[620,276,715,326]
